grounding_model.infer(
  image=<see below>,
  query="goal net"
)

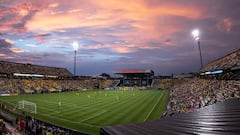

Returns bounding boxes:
[18,100,37,114]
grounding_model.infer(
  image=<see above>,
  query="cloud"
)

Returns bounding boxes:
[26,10,80,31]
[0,26,11,31]
[25,9,120,32]
[68,9,81,13]
[0,0,240,75]
[0,39,17,59]
[0,39,12,48]
[25,0,204,34]
[216,18,233,32]
[110,45,136,53]
[26,33,51,38]
[0,2,34,33]
[25,33,51,42]
[10,47,25,53]
[48,3,59,8]
[4,39,15,44]
[0,53,6,57]
[25,44,37,47]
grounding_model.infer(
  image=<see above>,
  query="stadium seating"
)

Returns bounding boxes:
[0,49,239,134]
[200,49,239,72]
[164,78,240,116]
[0,61,72,77]
[0,78,121,94]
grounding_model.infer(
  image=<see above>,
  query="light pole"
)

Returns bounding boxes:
[72,41,79,76]
[192,29,203,69]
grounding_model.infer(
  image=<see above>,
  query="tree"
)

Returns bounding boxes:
[100,73,111,78]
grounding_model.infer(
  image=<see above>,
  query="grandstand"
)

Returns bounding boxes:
[0,48,239,135]
[153,49,240,115]
[101,48,240,134]
[0,61,72,77]
[0,77,97,94]
[114,69,154,89]
[200,49,240,80]
[200,49,240,72]
[0,61,101,94]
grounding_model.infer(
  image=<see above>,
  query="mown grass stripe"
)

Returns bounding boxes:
[147,91,167,120]
[0,90,169,135]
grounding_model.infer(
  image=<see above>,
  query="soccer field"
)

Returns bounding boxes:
[0,90,169,135]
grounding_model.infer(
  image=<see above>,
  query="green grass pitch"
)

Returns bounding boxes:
[0,90,169,135]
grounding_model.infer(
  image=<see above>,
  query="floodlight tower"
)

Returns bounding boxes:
[72,41,79,76]
[192,29,203,69]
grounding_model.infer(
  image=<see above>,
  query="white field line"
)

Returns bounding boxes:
[75,92,146,122]
[3,91,149,124]
[16,91,144,113]
[144,93,163,122]
[80,110,107,122]
[32,94,139,121]
[34,103,89,117]
[43,93,140,123]
[29,94,131,115]
[1,99,97,127]
[40,113,100,128]
[5,91,146,112]
[7,98,88,117]
[32,94,128,111]
[31,98,93,111]
[1,100,16,106]
[0,101,98,132]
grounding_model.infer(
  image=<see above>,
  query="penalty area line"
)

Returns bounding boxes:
[80,110,107,122]
[40,113,100,128]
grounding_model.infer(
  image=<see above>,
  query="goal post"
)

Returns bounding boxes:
[18,100,37,114]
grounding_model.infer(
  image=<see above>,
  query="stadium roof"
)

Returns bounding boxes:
[101,98,240,135]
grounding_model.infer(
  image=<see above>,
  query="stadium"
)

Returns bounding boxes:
[0,48,239,135]
[1,1,240,135]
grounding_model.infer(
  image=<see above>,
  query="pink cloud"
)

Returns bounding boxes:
[0,53,7,57]
[111,46,135,53]
[4,39,15,44]
[10,48,25,53]
[48,2,59,8]
[78,43,136,53]
[26,0,204,31]
[0,2,43,33]
[0,26,11,31]
[216,18,233,32]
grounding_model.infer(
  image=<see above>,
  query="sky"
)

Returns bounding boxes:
[0,0,239,76]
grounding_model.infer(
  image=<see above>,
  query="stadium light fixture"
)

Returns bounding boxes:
[192,29,199,40]
[72,41,79,51]
[192,29,203,69]
[72,41,79,76]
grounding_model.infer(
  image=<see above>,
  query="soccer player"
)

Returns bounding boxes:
[58,101,61,107]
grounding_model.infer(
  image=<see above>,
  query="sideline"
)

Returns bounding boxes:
[144,92,164,121]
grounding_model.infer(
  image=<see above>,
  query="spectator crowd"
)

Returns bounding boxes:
[162,78,240,116]
[0,61,72,77]
[200,49,239,72]
[0,48,239,134]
